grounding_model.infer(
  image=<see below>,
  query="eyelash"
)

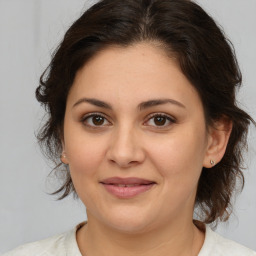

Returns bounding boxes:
[144,113,176,128]
[80,112,176,129]
[80,112,111,129]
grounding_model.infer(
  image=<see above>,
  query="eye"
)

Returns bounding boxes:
[81,113,111,128]
[144,113,176,128]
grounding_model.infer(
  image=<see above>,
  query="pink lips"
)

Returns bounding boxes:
[100,177,156,199]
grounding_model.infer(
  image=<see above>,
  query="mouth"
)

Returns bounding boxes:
[100,177,156,199]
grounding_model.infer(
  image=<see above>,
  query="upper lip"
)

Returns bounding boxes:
[100,177,156,185]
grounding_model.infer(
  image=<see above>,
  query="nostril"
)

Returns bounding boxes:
[109,159,139,168]
[106,137,146,167]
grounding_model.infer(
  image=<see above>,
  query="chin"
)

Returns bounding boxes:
[101,210,156,234]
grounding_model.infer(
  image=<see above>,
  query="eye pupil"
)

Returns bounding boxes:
[93,116,104,125]
[154,116,166,126]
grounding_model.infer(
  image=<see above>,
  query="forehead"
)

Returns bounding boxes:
[67,42,202,111]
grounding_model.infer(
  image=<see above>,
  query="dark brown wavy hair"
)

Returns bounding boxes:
[36,0,255,224]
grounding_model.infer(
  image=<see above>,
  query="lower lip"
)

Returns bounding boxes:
[101,183,155,199]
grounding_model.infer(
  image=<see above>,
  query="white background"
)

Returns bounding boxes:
[0,0,255,253]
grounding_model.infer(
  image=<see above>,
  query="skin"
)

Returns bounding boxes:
[62,42,231,256]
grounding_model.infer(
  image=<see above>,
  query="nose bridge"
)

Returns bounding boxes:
[107,122,144,167]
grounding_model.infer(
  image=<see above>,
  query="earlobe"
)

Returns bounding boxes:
[60,141,69,165]
[60,152,69,165]
[203,117,232,168]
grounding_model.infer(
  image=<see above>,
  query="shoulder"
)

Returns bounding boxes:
[2,223,84,256]
[2,232,67,256]
[199,225,256,256]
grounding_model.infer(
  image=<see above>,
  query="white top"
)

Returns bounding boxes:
[3,222,256,256]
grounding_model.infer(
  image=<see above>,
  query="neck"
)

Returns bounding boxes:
[76,216,205,256]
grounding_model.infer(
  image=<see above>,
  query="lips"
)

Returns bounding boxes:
[100,177,156,198]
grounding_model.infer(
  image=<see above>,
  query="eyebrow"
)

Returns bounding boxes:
[73,98,112,109]
[72,98,185,110]
[138,99,185,110]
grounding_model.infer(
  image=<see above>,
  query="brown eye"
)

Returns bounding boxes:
[82,113,111,128]
[153,116,167,126]
[92,116,105,125]
[144,114,175,128]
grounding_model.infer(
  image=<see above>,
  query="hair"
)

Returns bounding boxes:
[36,0,255,224]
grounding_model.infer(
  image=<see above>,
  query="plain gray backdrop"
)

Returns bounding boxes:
[0,0,255,254]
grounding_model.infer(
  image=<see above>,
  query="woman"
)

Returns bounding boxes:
[4,0,256,255]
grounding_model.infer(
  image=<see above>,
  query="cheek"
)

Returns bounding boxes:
[65,134,107,177]
[65,136,107,203]
[147,129,207,181]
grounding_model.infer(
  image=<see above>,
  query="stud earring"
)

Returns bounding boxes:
[210,159,215,166]
[60,153,68,164]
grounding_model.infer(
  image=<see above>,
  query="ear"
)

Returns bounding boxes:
[60,152,69,165]
[60,140,69,165]
[203,116,232,168]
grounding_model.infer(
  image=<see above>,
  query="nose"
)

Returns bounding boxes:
[106,126,145,168]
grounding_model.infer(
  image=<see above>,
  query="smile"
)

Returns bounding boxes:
[100,177,156,199]
[114,184,141,187]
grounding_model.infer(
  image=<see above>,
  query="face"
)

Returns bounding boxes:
[63,42,211,233]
